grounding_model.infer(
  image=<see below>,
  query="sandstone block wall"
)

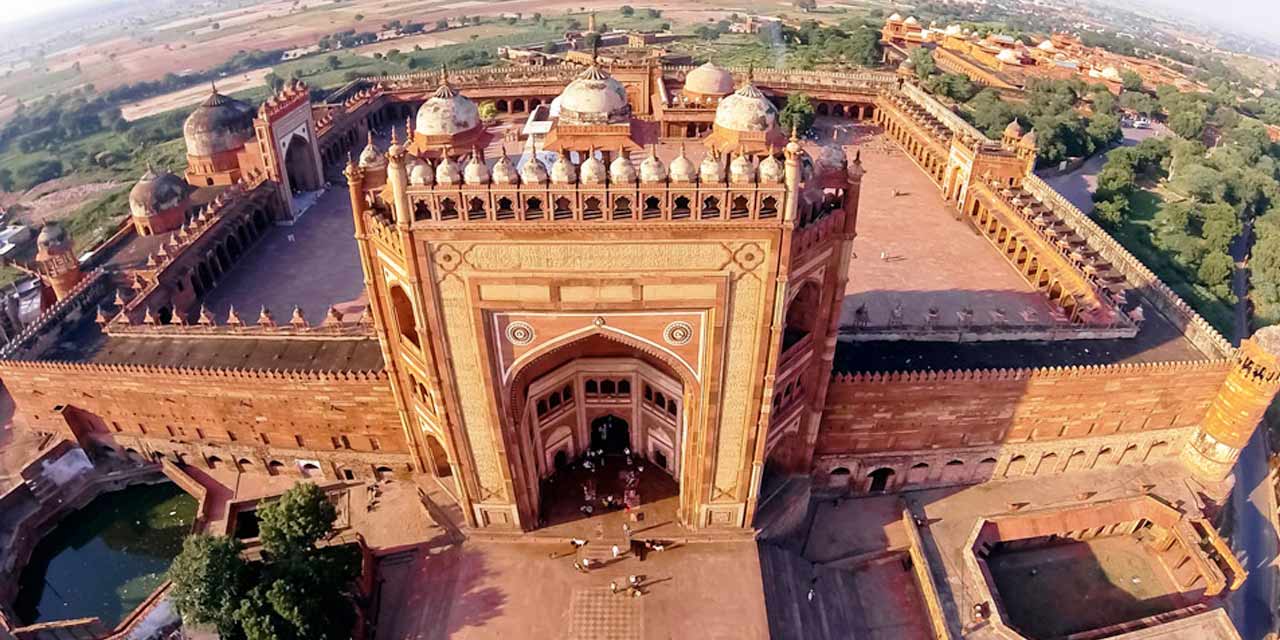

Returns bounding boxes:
[818,362,1232,456]
[0,362,407,474]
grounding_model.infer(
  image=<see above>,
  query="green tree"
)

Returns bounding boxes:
[1120,69,1143,92]
[907,47,936,77]
[326,55,341,70]
[258,482,336,558]
[354,13,364,21]
[1094,196,1129,225]
[1119,90,1156,116]
[478,101,498,121]
[779,93,816,136]
[620,5,634,16]
[168,535,247,637]
[1198,250,1234,292]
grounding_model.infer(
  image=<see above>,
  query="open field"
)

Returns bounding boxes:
[121,68,275,122]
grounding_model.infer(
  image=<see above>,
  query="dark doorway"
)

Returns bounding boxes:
[590,414,631,455]
[284,135,321,193]
[867,467,894,493]
[553,449,569,471]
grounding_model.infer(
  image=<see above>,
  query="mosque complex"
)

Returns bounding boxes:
[0,35,1270,639]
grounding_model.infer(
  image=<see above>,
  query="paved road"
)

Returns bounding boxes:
[1039,124,1168,214]
[1230,219,1278,640]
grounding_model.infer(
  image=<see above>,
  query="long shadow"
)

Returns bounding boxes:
[375,544,506,640]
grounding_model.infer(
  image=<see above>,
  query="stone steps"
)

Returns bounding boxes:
[758,542,870,640]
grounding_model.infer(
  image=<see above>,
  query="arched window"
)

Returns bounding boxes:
[414,200,432,221]
[585,379,599,395]
[672,196,691,219]
[440,198,458,220]
[701,196,720,219]
[760,196,778,218]
[601,379,616,395]
[554,196,572,220]
[526,197,544,220]
[666,399,677,416]
[618,379,631,395]
[537,399,548,417]
[496,197,514,219]
[613,197,632,219]
[783,281,821,350]
[548,392,561,410]
[644,385,653,401]
[583,196,603,220]
[731,195,750,218]
[654,391,666,407]
[643,196,662,219]
[468,197,487,220]
[389,285,420,348]
[562,384,573,402]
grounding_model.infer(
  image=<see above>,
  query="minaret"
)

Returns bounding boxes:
[587,12,597,34]
[1181,326,1280,482]
[34,222,82,301]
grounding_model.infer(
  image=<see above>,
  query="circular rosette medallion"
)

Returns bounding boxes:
[505,321,536,346]
[663,321,693,346]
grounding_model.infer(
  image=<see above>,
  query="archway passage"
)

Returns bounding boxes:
[284,135,321,193]
[512,333,690,530]
[590,414,631,455]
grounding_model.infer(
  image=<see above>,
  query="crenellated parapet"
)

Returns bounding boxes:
[105,303,373,339]
[0,357,388,381]
[831,357,1232,385]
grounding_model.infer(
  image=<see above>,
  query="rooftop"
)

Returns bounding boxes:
[197,187,365,318]
[841,128,1056,332]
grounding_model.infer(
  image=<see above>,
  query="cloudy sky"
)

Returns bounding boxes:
[1136,0,1280,41]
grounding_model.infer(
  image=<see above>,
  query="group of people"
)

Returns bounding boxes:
[576,448,646,516]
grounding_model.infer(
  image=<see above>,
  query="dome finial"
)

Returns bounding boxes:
[367,130,375,147]
[790,124,799,143]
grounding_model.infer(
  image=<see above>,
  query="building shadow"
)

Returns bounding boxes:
[373,544,505,640]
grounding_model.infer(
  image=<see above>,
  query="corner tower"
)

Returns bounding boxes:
[34,222,82,301]
[1181,327,1280,482]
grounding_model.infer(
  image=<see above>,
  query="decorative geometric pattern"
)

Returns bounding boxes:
[663,321,693,346]
[505,321,536,346]
[567,587,642,640]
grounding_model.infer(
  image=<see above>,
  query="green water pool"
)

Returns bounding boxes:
[13,482,197,627]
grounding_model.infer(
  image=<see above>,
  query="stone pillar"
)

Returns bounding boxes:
[1181,327,1280,482]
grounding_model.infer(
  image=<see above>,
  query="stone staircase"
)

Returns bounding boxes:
[759,542,871,639]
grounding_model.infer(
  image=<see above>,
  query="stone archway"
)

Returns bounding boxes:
[507,331,697,529]
[284,134,321,193]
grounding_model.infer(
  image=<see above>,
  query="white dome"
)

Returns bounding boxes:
[358,134,385,170]
[550,153,577,184]
[610,152,637,183]
[463,154,489,184]
[492,153,518,184]
[758,154,783,183]
[683,62,735,97]
[945,24,962,36]
[415,81,480,136]
[409,158,435,185]
[888,13,902,21]
[816,144,845,171]
[1101,66,1121,80]
[580,152,606,184]
[639,149,667,182]
[557,65,631,125]
[436,156,462,185]
[904,16,919,25]
[996,49,1019,63]
[730,153,754,183]
[520,156,548,184]
[714,82,778,133]
[669,147,696,182]
[1037,39,1056,51]
[700,152,724,183]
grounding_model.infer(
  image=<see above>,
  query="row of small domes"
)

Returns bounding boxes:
[365,148,791,186]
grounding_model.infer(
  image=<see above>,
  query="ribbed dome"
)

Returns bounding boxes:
[416,76,481,136]
[610,151,637,183]
[888,13,903,21]
[409,158,435,185]
[550,153,577,184]
[816,144,846,171]
[1004,120,1023,138]
[758,154,783,183]
[491,153,518,185]
[183,88,255,156]
[639,149,667,182]
[904,16,919,25]
[37,222,70,250]
[580,152,606,184]
[700,152,724,183]
[1019,129,1038,148]
[463,154,489,184]
[996,48,1019,63]
[714,82,778,133]
[683,62,735,97]
[129,167,189,218]
[358,133,385,170]
[436,156,462,185]
[556,65,631,126]
[669,147,696,182]
[521,156,549,184]
[730,153,754,183]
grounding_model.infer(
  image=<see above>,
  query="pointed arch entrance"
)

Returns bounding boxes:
[506,331,698,529]
[284,134,321,193]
